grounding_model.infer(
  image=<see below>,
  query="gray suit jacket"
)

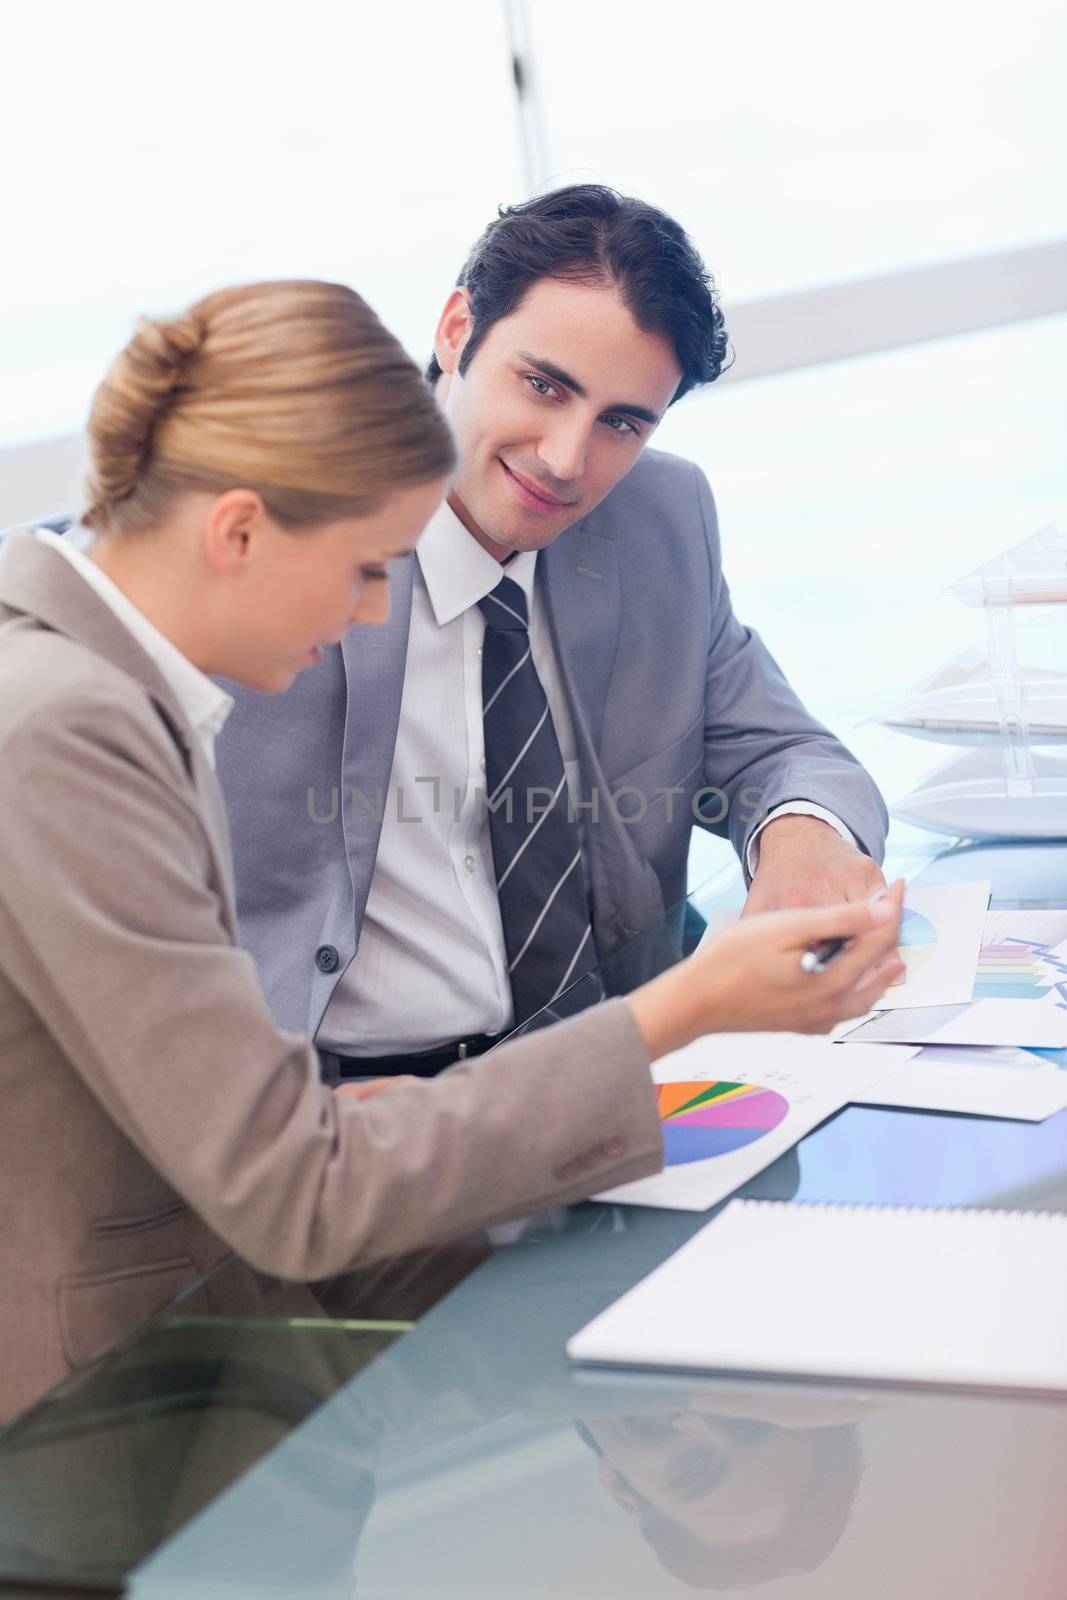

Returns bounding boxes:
[0,533,661,1420]
[216,450,888,1038]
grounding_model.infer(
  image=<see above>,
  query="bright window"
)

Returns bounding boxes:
[530,0,1067,299]
[680,311,1067,886]
[0,1,519,447]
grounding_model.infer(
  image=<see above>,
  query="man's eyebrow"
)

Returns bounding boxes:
[515,350,662,427]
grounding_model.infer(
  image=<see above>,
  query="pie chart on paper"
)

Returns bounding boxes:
[657,1081,790,1167]
[897,907,939,976]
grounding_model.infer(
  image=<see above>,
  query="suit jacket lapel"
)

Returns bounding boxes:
[541,523,620,756]
[541,524,667,954]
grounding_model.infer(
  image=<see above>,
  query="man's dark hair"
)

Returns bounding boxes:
[575,1418,864,1591]
[426,184,730,402]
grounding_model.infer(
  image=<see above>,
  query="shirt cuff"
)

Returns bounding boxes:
[746,803,858,878]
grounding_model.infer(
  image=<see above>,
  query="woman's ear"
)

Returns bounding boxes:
[433,287,474,378]
[202,488,267,575]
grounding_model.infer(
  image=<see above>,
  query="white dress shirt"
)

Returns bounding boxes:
[35,526,233,769]
[318,502,581,1056]
[319,502,856,1057]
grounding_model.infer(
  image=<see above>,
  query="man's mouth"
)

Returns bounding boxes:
[499,460,576,515]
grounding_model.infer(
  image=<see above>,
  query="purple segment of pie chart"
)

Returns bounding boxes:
[673,1090,788,1129]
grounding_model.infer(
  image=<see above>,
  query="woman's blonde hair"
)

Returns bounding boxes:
[83,279,455,533]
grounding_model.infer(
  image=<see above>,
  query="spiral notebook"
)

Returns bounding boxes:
[567,1200,1067,1396]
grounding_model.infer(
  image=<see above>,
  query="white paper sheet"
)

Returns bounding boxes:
[976,910,1067,994]
[842,999,1067,1048]
[596,1034,916,1211]
[855,1043,1067,1120]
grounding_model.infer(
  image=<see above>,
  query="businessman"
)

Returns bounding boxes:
[217,185,888,1076]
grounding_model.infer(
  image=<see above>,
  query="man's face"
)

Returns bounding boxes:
[433,276,682,558]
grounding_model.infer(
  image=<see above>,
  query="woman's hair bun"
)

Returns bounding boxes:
[83,312,207,526]
[81,280,455,535]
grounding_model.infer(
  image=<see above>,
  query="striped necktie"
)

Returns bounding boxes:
[478,573,597,1024]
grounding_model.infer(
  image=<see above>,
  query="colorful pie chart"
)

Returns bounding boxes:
[657,1080,790,1167]
[898,906,938,975]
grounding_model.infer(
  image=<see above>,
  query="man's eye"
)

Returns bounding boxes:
[604,414,638,437]
[525,374,556,398]
[360,566,388,582]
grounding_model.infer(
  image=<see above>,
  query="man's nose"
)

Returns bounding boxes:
[536,412,591,486]
[350,581,390,628]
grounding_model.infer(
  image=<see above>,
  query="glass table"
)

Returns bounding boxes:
[3,838,1067,1598]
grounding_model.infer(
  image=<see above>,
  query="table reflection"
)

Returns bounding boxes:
[575,1394,866,1589]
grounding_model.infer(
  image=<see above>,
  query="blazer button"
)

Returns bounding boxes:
[315,944,340,974]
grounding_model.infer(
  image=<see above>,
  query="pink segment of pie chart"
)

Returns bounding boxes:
[671,1089,788,1129]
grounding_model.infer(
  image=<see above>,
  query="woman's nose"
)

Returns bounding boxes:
[350,581,390,627]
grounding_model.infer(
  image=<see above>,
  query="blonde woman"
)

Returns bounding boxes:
[0,281,904,1418]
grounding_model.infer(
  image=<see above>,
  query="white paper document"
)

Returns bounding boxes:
[595,1034,916,1212]
[855,1044,1067,1121]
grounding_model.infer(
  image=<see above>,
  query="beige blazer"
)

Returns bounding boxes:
[0,534,662,1421]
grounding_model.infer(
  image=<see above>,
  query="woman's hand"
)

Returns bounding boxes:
[335,1074,418,1102]
[628,880,906,1061]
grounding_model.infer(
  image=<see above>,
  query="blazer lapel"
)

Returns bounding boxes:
[0,533,240,936]
[541,523,620,755]
[338,553,415,916]
[0,532,187,706]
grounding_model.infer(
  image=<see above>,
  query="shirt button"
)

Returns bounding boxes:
[480,757,486,772]
[476,646,483,659]
[464,855,477,872]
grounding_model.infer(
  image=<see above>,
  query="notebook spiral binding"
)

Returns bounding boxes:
[736,1198,1064,1224]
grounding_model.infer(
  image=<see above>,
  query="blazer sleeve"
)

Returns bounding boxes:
[691,464,889,872]
[0,692,662,1279]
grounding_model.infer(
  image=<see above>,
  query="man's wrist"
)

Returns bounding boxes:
[755,812,841,857]
[746,805,858,880]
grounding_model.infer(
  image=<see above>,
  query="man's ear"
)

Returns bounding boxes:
[433,287,474,378]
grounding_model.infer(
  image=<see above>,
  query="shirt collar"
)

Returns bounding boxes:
[416,499,538,626]
[35,526,233,756]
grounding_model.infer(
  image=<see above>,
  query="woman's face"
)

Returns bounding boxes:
[222,477,446,691]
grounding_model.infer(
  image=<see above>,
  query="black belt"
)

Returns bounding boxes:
[334,1031,508,1080]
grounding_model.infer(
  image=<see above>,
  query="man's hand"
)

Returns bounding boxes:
[742,814,886,918]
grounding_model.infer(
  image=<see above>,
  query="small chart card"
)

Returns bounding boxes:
[700,880,990,1010]
[874,879,990,1009]
[596,1034,915,1212]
